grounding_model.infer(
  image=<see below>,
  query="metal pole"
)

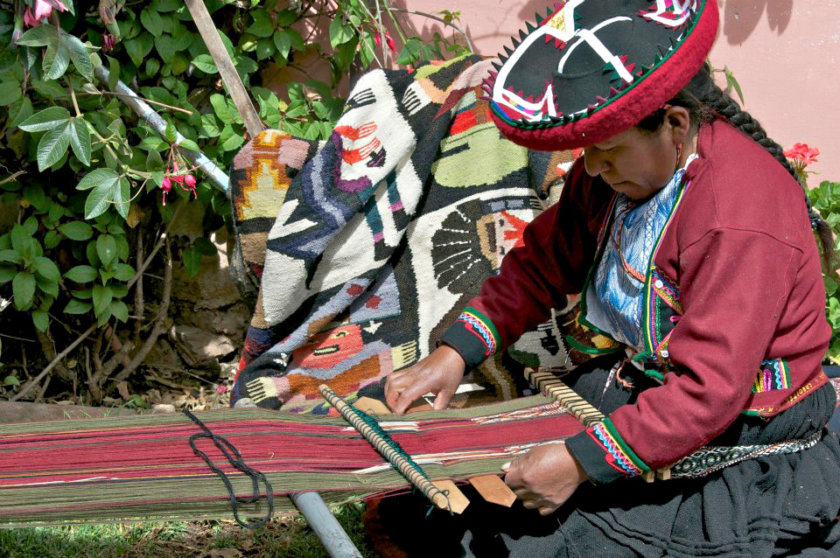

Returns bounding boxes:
[292,492,364,557]
[93,65,230,193]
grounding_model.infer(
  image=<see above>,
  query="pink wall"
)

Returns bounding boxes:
[400,0,840,185]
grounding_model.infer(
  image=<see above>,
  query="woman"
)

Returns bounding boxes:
[381,1,840,556]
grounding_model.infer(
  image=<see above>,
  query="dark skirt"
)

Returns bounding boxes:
[371,356,840,557]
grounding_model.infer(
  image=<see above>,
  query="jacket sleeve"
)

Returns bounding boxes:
[566,227,801,483]
[439,159,605,370]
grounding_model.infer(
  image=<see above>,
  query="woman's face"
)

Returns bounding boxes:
[583,117,682,201]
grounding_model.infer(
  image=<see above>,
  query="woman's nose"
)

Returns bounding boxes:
[583,148,609,177]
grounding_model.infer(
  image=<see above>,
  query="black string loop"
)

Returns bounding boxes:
[184,409,274,529]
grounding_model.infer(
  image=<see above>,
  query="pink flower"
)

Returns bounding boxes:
[216,385,229,394]
[784,143,820,167]
[386,33,396,53]
[23,7,41,27]
[23,0,68,27]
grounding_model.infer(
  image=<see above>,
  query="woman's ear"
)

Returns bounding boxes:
[664,105,692,143]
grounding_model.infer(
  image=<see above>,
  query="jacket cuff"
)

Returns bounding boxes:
[566,418,651,484]
[439,306,501,371]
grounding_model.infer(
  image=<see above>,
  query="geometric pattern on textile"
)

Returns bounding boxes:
[229,56,576,413]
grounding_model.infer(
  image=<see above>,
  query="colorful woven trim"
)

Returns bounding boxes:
[642,179,691,357]
[456,307,501,357]
[752,358,792,394]
[484,0,720,150]
[586,418,650,477]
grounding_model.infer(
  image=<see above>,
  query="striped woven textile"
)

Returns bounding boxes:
[0,395,581,526]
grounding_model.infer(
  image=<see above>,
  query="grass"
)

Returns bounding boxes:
[0,503,374,557]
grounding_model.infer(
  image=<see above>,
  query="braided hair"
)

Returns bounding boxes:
[637,63,836,271]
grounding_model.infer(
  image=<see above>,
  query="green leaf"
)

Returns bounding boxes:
[165,121,177,142]
[247,10,275,37]
[33,257,60,283]
[255,37,275,60]
[154,34,177,63]
[113,177,131,220]
[146,148,164,171]
[110,300,129,322]
[16,25,58,47]
[64,298,92,314]
[59,220,93,241]
[107,56,120,89]
[178,138,200,152]
[18,107,71,133]
[275,9,299,26]
[182,245,202,276]
[0,250,22,264]
[64,33,93,81]
[77,168,120,191]
[69,118,91,166]
[124,34,154,67]
[65,265,97,283]
[191,54,218,74]
[96,235,118,267]
[220,132,245,152]
[194,237,217,256]
[84,187,111,220]
[329,18,353,48]
[112,263,135,281]
[210,93,233,124]
[4,376,20,387]
[396,37,423,65]
[140,7,165,37]
[0,265,15,283]
[44,230,59,250]
[0,80,21,107]
[92,284,114,317]
[10,225,29,254]
[43,40,71,80]
[9,97,34,129]
[32,310,49,332]
[35,273,59,298]
[23,184,50,212]
[274,30,293,59]
[23,216,38,236]
[12,272,36,310]
[724,67,745,106]
[199,114,221,138]
[36,123,72,171]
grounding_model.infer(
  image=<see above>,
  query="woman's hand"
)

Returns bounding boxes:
[384,345,465,414]
[503,442,588,516]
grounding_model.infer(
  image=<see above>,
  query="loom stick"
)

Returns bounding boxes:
[523,368,668,483]
[319,385,466,513]
[184,0,264,138]
[469,475,517,507]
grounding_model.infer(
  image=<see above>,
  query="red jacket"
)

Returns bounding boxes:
[440,119,831,483]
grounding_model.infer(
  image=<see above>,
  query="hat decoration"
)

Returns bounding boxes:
[484,0,719,150]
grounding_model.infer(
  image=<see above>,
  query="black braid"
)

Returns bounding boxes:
[638,63,836,271]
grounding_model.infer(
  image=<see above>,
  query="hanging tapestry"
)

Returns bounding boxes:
[228,56,579,413]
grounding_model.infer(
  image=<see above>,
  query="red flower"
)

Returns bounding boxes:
[784,143,820,167]
[102,33,116,52]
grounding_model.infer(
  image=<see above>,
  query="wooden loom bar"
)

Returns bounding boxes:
[523,368,669,482]
[319,384,465,513]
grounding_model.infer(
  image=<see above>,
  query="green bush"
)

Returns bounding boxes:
[0,0,470,401]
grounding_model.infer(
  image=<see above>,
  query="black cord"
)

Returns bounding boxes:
[184,409,274,529]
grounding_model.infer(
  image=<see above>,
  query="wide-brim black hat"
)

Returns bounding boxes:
[485,0,720,150]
